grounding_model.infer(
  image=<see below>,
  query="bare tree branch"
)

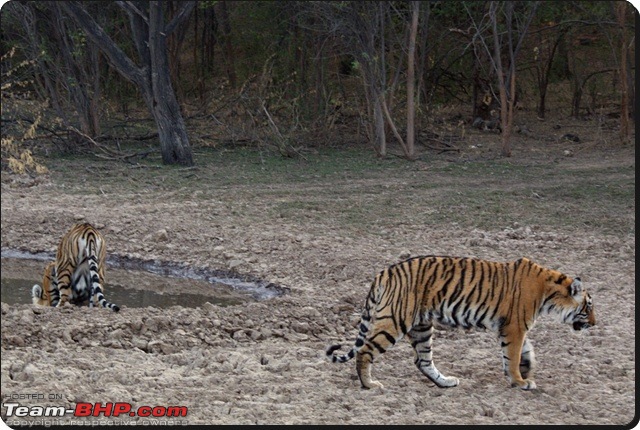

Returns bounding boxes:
[115,1,149,25]
[60,2,144,87]
[165,1,196,35]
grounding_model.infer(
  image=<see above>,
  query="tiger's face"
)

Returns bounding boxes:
[571,290,595,331]
[542,275,595,330]
[562,277,595,330]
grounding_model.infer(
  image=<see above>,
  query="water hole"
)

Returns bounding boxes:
[1,249,287,309]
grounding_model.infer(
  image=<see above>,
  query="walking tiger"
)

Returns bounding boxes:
[326,256,595,390]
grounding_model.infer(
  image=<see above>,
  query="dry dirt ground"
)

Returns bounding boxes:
[0,123,636,426]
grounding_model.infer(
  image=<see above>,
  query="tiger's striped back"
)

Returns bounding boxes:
[52,222,119,312]
[327,255,595,390]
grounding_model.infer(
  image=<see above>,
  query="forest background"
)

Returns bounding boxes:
[0,0,635,171]
[0,2,636,426]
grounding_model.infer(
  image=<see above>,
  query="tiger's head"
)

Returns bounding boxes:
[542,274,595,331]
[566,278,595,331]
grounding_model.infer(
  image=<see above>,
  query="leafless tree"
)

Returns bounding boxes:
[467,1,539,157]
[61,1,196,166]
[3,2,103,137]
[492,1,537,157]
[405,1,419,160]
[297,1,420,159]
[529,24,569,119]
[615,1,632,144]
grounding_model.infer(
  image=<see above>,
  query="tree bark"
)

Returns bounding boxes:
[535,28,566,119]
[488,1,538,157]
[215,1,237,88]
[615,2,631,144]
[61,1,195,166]
[406,1,419,160]
[490,2,511,157]
[147,2,193,165]
[369,84,386,157]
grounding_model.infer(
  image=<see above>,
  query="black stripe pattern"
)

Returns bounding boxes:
[326,255,595,390]
[32,223,120,312]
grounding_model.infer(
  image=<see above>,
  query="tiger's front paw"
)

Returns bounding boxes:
[436,376,460,388]
[361,380,384,389]
[512,379,537,390]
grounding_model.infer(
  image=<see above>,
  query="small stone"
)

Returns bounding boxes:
[228,259,245,270]
[132,337,148,351]
[155,229,169,242]
[202,302,217,312]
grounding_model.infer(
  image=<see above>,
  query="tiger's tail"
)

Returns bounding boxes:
[326,279,381,363]
[85,248,120,312]
[92,284,120,312]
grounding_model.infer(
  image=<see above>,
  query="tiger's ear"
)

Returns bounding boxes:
[570,277,582,297]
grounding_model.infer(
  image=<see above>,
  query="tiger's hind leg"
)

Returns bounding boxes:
[355,319,406,389]
[55,261,74,308]
[32,261,58,307]
[407,322,459,388]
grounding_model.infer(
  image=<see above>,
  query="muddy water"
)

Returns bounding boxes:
[1,250,286,309]
[1,275,247,308]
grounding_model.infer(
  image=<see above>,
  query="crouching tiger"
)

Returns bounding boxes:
[326,256,595,390]
[31,222,120,312]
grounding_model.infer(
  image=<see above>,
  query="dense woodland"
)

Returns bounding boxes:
[0,1,636,171]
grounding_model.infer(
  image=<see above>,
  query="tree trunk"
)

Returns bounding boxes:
[148,2,194,165]
[370,84,386,157]
[487,1,537,157]
[215,1,236,88]
[167,2,190,104]
[491,3,511,157]
[61,1,195,166]
[615,2,631,144]
[535,28,566,120]
[89,44,102,136]
[374,96,386,157]
[406,1,419,160]
[571,87,583,118]
[415,2,430,109]
[537,87,547,119]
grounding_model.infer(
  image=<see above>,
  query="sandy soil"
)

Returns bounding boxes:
[0,139,636,426]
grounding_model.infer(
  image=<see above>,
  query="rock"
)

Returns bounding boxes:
[562,133,580,142]
[155,229,169,242]
[202,302,217,312]
[6,335,25,347]
[290,321,311,334]
[248,329,261,340]
[108,328,126,340]
[20,309,34,324]
[132,337,149,351]
[228,259,245,270]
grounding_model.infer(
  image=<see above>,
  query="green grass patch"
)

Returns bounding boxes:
[46,144,634,236]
